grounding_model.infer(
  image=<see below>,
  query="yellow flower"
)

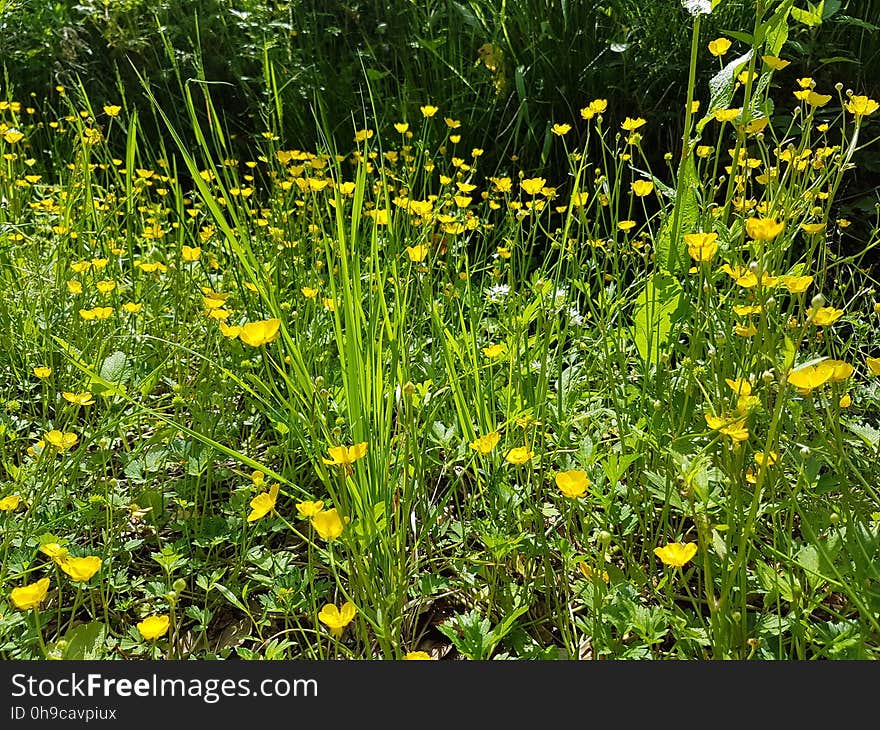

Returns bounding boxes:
[58,556,102,582]
[839,393,852,408]
[570,191,589,207]
[95,280,116,294]
[788,361,834,391]
[420,105,438,118]
[322,442,368,466]
[654,542,698,568]
[103,105,122,117]
[0,495,21,511]
[621,117,646,132]
[866,357,880,376]
[247,483,280,522]
[707,37,732,56]
[780,275,813,294]
[219,321,242,338]
[725,378,752,397]
[712,108,741,123]
[551,123,571,136]
[9,577,51,610]
[705,414,749,442]
[504,446,534,465]
[67,280,83,294]
[62,392,95,406]
[318,601,356,637]
[181,245,201,262]
[39,543,68,560]
[482,343,505,358]
[45,430,78,451]
[296,500,324,518]
[578,562,609,583]
[631,180,654,197]
[845,96,879,118]
[3,129,24,144]
[754,451,779,467]
[469,431,500,455]
[762,55,790,70]
[800,222,825,235]
[521,177,547,196]
[555,470,590,499]
[239,318,281,346]
[826,360,853,382]
[617,220,636,232]
[311,508,345,541]
[684,232,718,262]
[301,286,319,299]
[137,615,170,641]
[406,244,429,262]
[807,306,843,327]
[403,651,435,660]
[394,122,409,133]
[745,217,785,241]
[33,366,52,379]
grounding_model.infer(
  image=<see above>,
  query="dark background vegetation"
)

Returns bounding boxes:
[2,0,879,227]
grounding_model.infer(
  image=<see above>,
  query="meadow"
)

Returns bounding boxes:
[1,0,879,660]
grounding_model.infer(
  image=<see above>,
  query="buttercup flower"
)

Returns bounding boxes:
[684,232,719,262]
[707,38,732,57]
[323,442,368,466]
[808,306,843,327]
[0,495,21,511]
[311,508,345,541]
[58,556,102,582]
[631,180,654,197]
[247,483,280,522]
[788,361,834,391]
[296,500,324,518]
[137,615,170,641]
[10,577,51,610]
[504,446,534,465]
[555,470,590,499]
[239,318,281,347]
[318,601,356,637]
[40,543,68,560]
[746,217,785,240]
[521,177,546,196]
[406,245,428,263]
[654,542,698,568]
[403,651,435,660]
[45,430,78,451]
[845,95,879,118]
[469,431,500,455]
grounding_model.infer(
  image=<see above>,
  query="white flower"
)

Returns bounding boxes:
[682,0,712,15]
[485,284,511,304]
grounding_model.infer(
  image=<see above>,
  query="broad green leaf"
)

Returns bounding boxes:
[632,272,689,366]
[697,50,753,134]
[61,621,107,660]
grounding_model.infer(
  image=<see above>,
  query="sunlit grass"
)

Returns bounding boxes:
[0,2,879,660]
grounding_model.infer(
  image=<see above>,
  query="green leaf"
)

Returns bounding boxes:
[697,50,753,134]
[61,621,107,660]
[791,5,822,26]
[632,273,689,366]
[655,155,699,272]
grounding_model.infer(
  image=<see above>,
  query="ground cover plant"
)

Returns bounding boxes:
[0,0,879,660]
